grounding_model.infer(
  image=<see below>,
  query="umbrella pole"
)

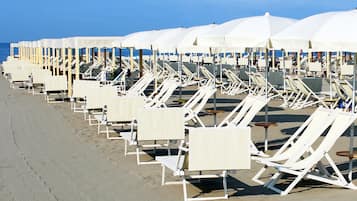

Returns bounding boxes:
[264,47,269,152]
[282,49,286,93]
[213,53,217,127]
[348,53,356,181]
[179,53,183,100]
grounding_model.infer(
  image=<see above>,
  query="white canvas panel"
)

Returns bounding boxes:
[341,64,354,76]
[32,69,52,84]
[137,108,185,141]
[44,76,67,91]
[72,80,100,98]
[106,96,145,122]
[188,127,251,171]
[309,62,322,72]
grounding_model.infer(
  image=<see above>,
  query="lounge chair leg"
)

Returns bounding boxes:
[252,166,267,185]
[161,165,166,185]
[223,171,228,198]
[183,178,188,201]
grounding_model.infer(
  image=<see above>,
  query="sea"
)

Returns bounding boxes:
[0,43,10,63]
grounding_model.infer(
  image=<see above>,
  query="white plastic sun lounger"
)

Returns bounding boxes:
[44,75,68,103]
[256,109,357,195]
[156,127,251,201]
[218,94,270,156]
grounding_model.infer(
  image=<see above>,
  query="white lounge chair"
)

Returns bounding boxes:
[123,108,185,165]
[44,75,68,103]
[252,107,336,184]
[71,80,101,112]
[156,127,251,201]
[145,78,179,108]
[218,94,270,156]
[255,108,357,195]
[222,69,250,96]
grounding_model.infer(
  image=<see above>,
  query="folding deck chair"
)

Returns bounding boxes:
[199,66,222,87]
[218,94,270,156]
[182,82,217,127]
[145,78,179,108]
[252,73,284,99]
[156,127,251,201]
[285,76,328,110]
[254,108,357,195]
[252,107,336,184]
[339,80,357,111]
[222,69,250,96]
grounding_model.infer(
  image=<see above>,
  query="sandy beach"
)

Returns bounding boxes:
[1,76,357,201]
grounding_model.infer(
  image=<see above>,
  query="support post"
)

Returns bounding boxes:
[67,48,73,97]
[139,49,143,77]
[75,48,80,80]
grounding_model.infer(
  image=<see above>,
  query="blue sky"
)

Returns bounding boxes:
[1,0,356,42]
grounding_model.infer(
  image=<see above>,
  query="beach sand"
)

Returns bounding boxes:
[0,77,356,201]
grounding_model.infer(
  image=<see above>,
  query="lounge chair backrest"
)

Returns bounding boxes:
[341,64,354,76]
[286,76,299,93]
[218,94,269,127]
[200,66,214,80]
[31,69,52,84]
[106,96,145,122]
[44,76,67,92]
[86,85,117,109]
[73,80,101,98]
[309,62,322,72]
[182,64,194,78]
[273,107,336,162]
[287,110,357,169]
[146,79,179,108]
[183,84,216,121]
[331,80,347,100]
[339,80,354,99]
[292,78,310,95]
[126,72,154,96]
[137,108,185,141]
[188,127,251,171]
[163,63,178,76]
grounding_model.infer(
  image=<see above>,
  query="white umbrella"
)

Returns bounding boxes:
[197,12,296,50]
[196,12,296,135]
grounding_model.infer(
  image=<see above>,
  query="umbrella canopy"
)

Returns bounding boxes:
[271,10,357,51]
[120,29,166,49]
[176,24,217,54]
[197,12,296,51]
[151,27,188,53]
[64,36,123,49]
